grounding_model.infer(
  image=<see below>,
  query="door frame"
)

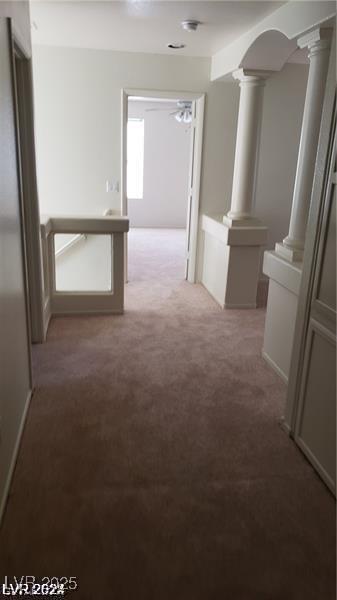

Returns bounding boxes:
[12,34,45,343]
[121,88,205,283]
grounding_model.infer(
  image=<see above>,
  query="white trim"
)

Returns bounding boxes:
[121,90,128,283]
[263,250,302,296]
[0,389,32,526]
[123,89,204,102]
[44,215,128,234]
[262,350,288,383]
[40,216,129,328]
[279,416,292,436]
[201,214,228,243]
[12,44,45,344]
[202,213,268,246]
[225,302,257,309]
[43,299,51,340]
[187,94,205,283]
[51,307,124,317]
[121,88,205,284]
[296,437,335,495]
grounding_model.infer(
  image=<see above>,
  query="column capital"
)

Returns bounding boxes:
[232,68,271,86]
[298,28,332,55]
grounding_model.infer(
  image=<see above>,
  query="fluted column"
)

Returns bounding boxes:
[224,69,269,225]
[277,29,331,261]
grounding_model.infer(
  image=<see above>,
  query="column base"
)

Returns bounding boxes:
[262,250,302,382]
[201,214,268,309]
[223,214,263,228]
[275,242,304,262]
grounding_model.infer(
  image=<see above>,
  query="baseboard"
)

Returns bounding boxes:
[0,389,32,527]
[201,282,259,310]
[200,283,224,309]
[43,297,51,341]
[52,309,124,317]
[224,302,257,309]
[296,436,336,497]
[43,313,51,341]
[130,226,186,230]
[262,350,288,384]
[278,416,292,436]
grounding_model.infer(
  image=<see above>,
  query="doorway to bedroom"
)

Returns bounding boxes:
[121,91,205,285]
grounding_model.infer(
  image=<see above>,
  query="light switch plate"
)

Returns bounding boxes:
[106,180,119,193]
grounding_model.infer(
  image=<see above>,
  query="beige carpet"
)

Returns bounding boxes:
[0,228,335,599]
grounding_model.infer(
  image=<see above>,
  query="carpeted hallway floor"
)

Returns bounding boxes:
[0,228,335,599]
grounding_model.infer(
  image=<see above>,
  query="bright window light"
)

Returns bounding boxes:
[127,118,144,199]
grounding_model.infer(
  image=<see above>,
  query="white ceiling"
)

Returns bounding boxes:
[30,1,286,58]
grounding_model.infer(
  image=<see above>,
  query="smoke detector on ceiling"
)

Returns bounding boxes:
[181,20,201,32]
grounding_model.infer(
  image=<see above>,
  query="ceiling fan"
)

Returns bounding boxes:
[145,100,193,124]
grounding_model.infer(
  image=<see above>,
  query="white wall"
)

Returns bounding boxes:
[32,45,308,263]
[127,100,191,228]
[0,0,31,54]
[32,46,239,221]
[55,235,111,291]
[256,62,308,250]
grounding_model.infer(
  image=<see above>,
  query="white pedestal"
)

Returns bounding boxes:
[262,250,302,382]
[201,214,268,308]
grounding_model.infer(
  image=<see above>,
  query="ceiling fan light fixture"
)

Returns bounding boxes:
[183,110,192,124]
[181,19,201,32]
[175,111,184,123]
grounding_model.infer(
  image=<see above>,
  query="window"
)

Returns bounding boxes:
[127,118,144,199]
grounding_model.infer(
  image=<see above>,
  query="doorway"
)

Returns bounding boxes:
[121,89,205,284]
